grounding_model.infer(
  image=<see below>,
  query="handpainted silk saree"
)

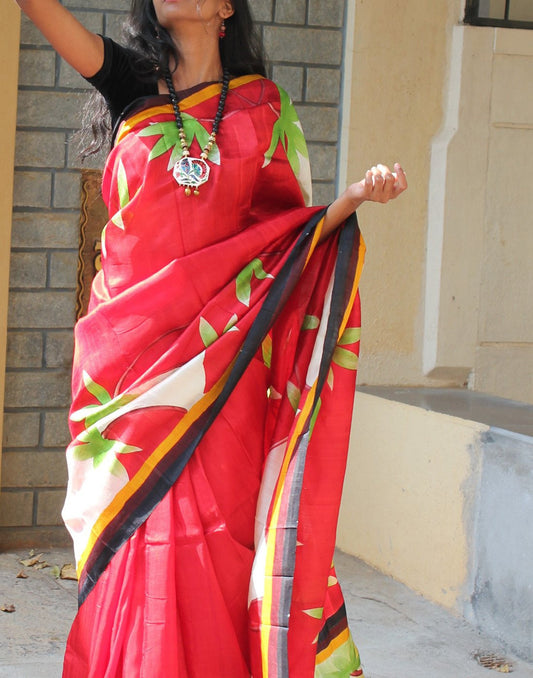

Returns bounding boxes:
[62,75,365,678]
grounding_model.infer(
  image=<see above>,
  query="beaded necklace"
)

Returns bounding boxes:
[165,69,230,196]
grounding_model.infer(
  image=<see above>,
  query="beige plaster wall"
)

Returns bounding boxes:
[475,28,533,402]
[338,393,487,611]
[344,3,533,404]
[0,5,21,487]
[426,26,533,403]
[344,0,463,387]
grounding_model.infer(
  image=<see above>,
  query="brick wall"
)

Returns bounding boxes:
[0,0,346,548]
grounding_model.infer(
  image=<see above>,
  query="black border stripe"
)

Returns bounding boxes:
[274,214,360,676]
[316,603,349,655]
[78,208,328,605]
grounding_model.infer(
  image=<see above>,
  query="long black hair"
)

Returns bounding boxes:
[80,0,267,158]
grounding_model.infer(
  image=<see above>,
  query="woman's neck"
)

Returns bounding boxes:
[167,30,223,91]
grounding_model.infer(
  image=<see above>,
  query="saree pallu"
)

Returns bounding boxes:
[62,76,365,678]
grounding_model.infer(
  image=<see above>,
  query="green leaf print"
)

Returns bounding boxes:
[236,258,274,307]
[302,315,320,331]
[287,381,301,412]
[223,314,238,333]
[314,631,362,677]
[83,370,111,405]
[74,427,140,477]
[332,347,359,371]
[261,334,273,369]
[330,327,360,371]
[338,327,361,346]
[71,371,140,477]
[199,317,218,348]
[263,86,309,178]
[309,397,322,436]
[139,114,221,171]
[117,159,130,209]
[111,159,131,230]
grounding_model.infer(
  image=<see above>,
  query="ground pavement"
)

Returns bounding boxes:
[1,548,532,677]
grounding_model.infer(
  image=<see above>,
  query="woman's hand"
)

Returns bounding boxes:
[349,163,407,205]
[322,163,407,240]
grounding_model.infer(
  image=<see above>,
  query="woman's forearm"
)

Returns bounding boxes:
[321,191,363,241]
[321,164,407,241]
[12,0,104,78]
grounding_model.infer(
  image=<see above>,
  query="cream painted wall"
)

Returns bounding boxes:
[426,26,533,403]
[344,0,464,387]
[344,2,533,403]
[0,5,21,486]
[338,392,487,611]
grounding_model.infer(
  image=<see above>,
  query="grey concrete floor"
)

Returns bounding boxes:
[1,548,533,677]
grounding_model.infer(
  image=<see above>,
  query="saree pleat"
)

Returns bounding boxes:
[63,76,365,677]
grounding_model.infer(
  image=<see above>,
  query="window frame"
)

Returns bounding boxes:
[464,0,533,29]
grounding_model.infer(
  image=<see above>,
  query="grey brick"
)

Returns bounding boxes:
[58,61,92,90]
[275,0,306,24]
[295,105,339,143]
[249,0,273,22]
[53,172,82,209]
[65,0,125,10]
[2,452,68,489]
[6,332,43,369]
[17,91,86,129]
[43,410,71,448]
[0,491,34,527]
[264,27,343,65]
[36,490,66,526]
[15,131,66,169]
[71,10,104,36]
[312,182,336,206]
[4,371,72,409]
[45,331,75,369]
[8,291,75,329]
[308,143,337,181]
[18,49,56,87]
[2,412,41,448]
[306,68,341,104]
[20,15,50,46]
[308,0,345,27]
[49,251,78,289]
[11,213,79,249]
[272,66,304,102]
[13,171,52,209]
[104,13,129,43]
[9,251,48,289]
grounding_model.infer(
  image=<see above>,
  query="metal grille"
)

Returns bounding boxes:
[465,0,533,28]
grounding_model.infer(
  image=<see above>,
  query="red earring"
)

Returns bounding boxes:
[219,20,226,39]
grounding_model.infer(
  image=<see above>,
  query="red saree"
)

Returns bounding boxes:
[62,75,365,678]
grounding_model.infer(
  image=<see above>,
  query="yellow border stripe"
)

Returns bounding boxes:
[315,627,351,664]
[259,230,365,673]
[116,74,263,145]
[77,359,235,575]
[304,215,324,268]
[260,380,319,675]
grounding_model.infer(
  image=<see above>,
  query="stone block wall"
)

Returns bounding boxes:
[1,0,346,548]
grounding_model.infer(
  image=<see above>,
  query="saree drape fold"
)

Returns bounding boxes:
[62,76,365,678]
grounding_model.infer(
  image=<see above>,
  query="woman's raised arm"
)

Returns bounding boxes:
[14,0,104,77]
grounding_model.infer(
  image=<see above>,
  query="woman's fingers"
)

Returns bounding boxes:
[393,163,408,192]
[366,162,407,202]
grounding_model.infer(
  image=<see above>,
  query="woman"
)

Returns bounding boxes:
[14,1,406,676]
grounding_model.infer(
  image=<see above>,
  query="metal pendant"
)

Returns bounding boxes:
[173,156,210,196]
